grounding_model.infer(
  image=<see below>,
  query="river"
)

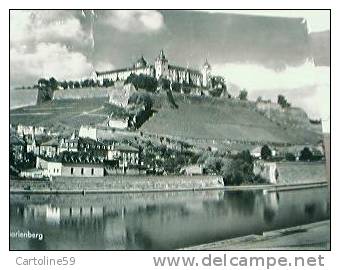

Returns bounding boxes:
[10,187,329,250]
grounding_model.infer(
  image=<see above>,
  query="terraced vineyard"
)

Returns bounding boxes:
[10,92,322,145]
[10,98,125,130]
[141,94,322,144]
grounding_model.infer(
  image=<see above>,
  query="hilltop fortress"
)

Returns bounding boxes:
[94,50,213,88]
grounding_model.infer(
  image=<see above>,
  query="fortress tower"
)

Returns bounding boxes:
[202,59,212,87]
[155,49,169,79]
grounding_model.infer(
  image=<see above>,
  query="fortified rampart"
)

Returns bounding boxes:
[53,87,114,100]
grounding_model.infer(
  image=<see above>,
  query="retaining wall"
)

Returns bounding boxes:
[10,175,224,192]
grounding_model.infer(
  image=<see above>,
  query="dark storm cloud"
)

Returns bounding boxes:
[91,10,321,71]
[10,10,329,86]
[310,31,330,66]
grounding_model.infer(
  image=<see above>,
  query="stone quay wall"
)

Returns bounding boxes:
[10,175,224,193]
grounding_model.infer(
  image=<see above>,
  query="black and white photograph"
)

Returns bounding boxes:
[9,9,330,251]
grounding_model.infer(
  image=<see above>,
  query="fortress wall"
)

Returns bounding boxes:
[256,101,317,130]
[10,89,40,109]
[276,162,326,184]
[53,88,114,100]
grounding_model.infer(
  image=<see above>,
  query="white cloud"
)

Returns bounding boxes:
[202,10,330,33]
[10,10,88,45]
[214,61,330,132]
[10,43,93,82]
[101,10,164,32]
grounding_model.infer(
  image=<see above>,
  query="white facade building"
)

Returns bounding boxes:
[94,50,212,88]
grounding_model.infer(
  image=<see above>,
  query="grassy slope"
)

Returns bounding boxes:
[141,94,322,144]
[10,98,124,131]
[10,93,322,145]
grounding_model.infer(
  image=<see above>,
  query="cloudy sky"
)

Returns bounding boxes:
[10,10,330,130]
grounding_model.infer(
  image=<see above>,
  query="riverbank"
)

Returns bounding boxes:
[10,175,223,194]
[182,220,330,250]
[10,174,327,194]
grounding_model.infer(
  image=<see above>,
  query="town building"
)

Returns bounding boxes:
[79,125,116,141]
[94,50,213,88]
[36,155,105,178]
[108,118,129,130]
[59,137,79,153]
[17,124,46,137]
[180,164,204,176]
[10,135,26,162]
[108,144,140,170]
[40,138,59,158]
[26,135,54,156]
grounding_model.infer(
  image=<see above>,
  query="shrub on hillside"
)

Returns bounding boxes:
[278,95,291,108]
[261,145,272,160]
[238,89,248,100]
[285,153,296,161]
[171,82,181,92]
[299,147,313,161]
[158,78,171,90]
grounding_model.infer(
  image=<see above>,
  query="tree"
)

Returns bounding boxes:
[204,157,223,174]
[125,74,158,92]
[81,79,90,88]
[299,147,313,161]
[60,81,68,90]
[277,95,291,108]
[38,78,49,88]
[211,76,226,90]
[68,81,74,89]
[49,77,59,90]
[261,145,272,160]
[221,150,254,186]
[209,87,224,97]
[128,92,153,111]
[239,89,248,100]
[74,81,81,88]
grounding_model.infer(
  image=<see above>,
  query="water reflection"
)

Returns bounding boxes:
[10,188,329,250]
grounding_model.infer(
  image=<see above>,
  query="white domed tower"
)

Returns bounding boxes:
[154,49,169,79]
[202,59,212,87]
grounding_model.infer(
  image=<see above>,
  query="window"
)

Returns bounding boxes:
[71,168,74,175]
[81,168,84,175]
[91,168,94,175]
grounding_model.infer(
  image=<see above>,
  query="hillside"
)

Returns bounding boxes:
[10,98,124,133]
[10,89,40,109]
[141,94,322,144]
[10,91,323,145]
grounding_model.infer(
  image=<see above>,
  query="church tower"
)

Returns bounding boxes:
[202,59,212,87]
[155,49,169,79]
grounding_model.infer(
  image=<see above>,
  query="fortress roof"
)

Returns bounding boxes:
[96,64,153,76]
[168,65,202,75]
[135,56,147,68]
